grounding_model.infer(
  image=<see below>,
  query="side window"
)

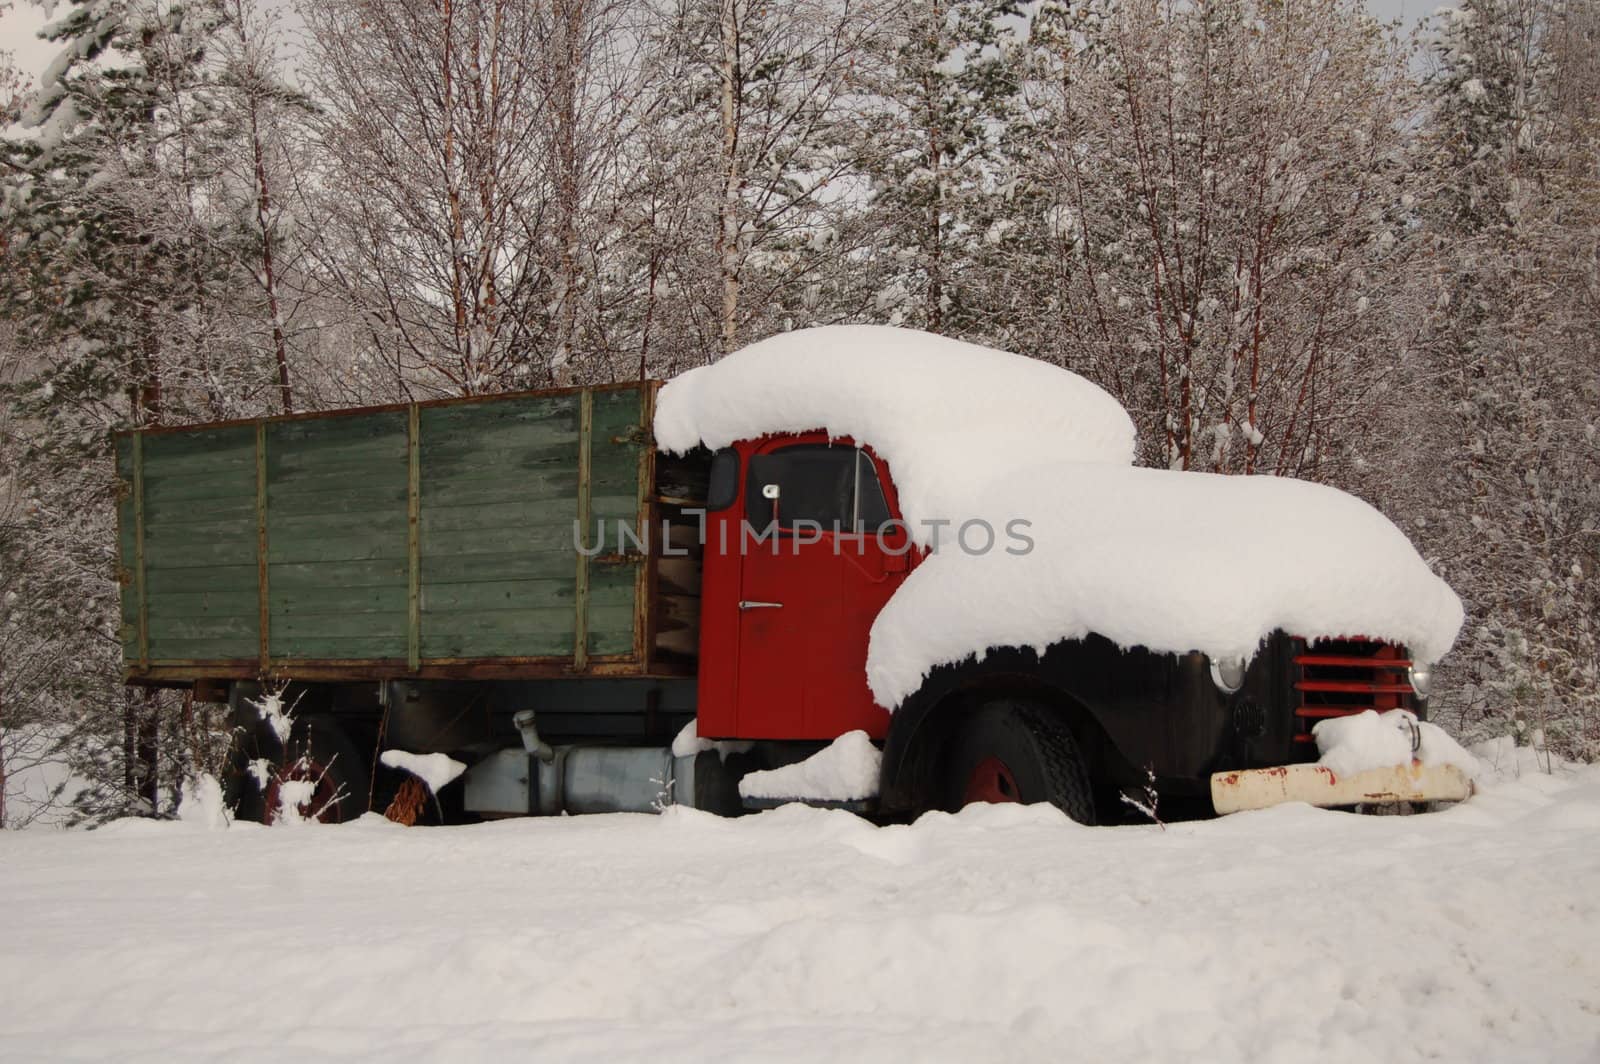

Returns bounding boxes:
[746,444,893,533]
[747,444,855,529]
[706,447,740,511]
[855,451,891,532]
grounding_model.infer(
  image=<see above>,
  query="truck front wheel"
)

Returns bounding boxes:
[942,700,1096,825]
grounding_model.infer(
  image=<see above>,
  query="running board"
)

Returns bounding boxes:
[740,795,877,814]
[1211,762,1474,815]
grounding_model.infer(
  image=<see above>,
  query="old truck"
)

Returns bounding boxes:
[115,326,1473,824]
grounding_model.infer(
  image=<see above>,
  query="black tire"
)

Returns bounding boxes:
[942,700,1097,825]
[239,715,369,825]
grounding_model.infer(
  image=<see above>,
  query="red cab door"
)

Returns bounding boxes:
[732,436,911,740]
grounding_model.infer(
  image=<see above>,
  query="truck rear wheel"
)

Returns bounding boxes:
[257,716,369,825]
[943,700,1096,824]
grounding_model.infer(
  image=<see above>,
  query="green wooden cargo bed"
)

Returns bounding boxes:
[115,382,705,684]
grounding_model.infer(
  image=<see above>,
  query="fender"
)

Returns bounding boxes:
[877,639,1165,813]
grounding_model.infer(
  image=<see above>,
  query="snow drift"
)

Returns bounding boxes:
[4,750,1598,1063]
[739,730,883,802]
[1313,709,1481,779]
[655,326,1463,709]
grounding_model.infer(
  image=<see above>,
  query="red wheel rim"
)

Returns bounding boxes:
[964,756,1021,805]
[263,756,343,824]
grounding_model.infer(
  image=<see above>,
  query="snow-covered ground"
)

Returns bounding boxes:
[3,747,1598,1063]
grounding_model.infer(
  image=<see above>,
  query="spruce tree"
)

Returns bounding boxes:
[1,0,247,819]
[850,0,1025,335]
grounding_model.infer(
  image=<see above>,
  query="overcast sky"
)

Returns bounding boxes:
[3,0,1433,93]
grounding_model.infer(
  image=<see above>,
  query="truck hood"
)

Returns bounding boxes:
[865,461,1464,709]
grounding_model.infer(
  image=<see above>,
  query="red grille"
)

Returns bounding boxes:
[1291,638,1414,744]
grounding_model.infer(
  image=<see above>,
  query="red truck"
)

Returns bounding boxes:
[117,326,1471,823]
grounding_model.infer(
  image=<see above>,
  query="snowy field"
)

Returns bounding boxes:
[3,748,1599,1063]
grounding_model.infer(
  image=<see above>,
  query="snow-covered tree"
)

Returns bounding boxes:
[849,0,1025,335]
[212,0,315,413]
[0,0,291,820]
[303,0,603,395]
[1403,0,1600,758]
[1004,0,1424,479]
[639,0,881,361]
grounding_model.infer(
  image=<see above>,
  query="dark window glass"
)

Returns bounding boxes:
[746,444,894,533]
[706,447,740,511]
[855,451,891,532]
[747,444,855,529]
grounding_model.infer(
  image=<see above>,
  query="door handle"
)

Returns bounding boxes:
[738,600,784,610]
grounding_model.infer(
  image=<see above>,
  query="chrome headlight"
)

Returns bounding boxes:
[1407,663,1432,699]
[1209,655,1247,694]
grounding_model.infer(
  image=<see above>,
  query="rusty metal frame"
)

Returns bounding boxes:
[255,422,270,672]
[637,382,658,670]
[126,655,666,685]
[110,380,658,442]
[406,403,422,672]
[131,432,149,669]
[573,388,593,672]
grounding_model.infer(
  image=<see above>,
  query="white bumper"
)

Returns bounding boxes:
[1210,761,1474,815]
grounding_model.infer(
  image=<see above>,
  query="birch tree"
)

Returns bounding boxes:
[1009,0,1422,478]
[214,0,313,413]
[647,0,880,359]
[303,0,553,395]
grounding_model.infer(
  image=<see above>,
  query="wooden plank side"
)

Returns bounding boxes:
[421,608,575,658]
[135,424,260,664]
[419,495,585,535]
[142,496,257,526]
[586,565,638,656]
[142,513,259,548]
[585,386,646,658]
[407,403,420,671]
[143,539,259,569]
[420,550,573,584]
[144,564,260,595]
[420,395,578,452]
[138,429,257,475]
[127,384,660,674]
[143,473,259,508]
[148,618,258,663]
[418,394,587,665]
[573,389,593,669]
[417,523,574,557]
[146,589,260,618]
[264,481,408,517]
[418,471,581,509]
[270,585,408,615]
[272,559,408,591]
[422,578,576,612]
[266,410,409,661]
[274,611,410,639]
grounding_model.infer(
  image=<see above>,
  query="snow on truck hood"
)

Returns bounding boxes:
[866,463,1465,707]
[655,325,1464,709]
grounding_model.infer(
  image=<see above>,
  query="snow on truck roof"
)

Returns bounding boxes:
[653,325,1140,530]
[654,326,1464,708]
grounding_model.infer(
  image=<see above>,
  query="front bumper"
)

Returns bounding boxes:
[1210,761,1474,815]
